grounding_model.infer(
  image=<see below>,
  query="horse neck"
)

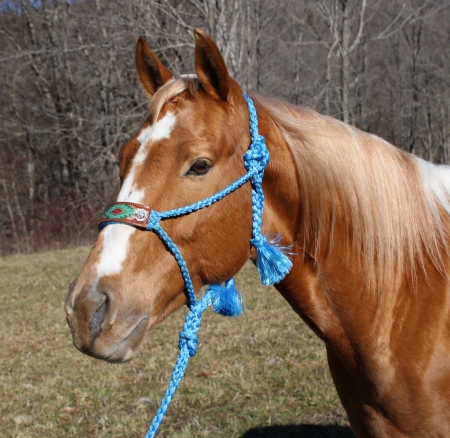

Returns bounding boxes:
[253,99,396,363]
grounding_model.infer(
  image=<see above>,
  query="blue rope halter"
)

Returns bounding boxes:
[99,94,292,437]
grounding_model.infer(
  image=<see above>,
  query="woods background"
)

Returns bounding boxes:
[1,0,449,255]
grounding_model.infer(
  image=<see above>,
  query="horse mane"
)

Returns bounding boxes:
[251,94,450,291]
[149,76,450,292]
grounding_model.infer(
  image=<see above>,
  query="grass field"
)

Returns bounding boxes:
[0,247,354,438]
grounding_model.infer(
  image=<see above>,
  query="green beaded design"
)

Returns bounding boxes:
[104,203,135,219]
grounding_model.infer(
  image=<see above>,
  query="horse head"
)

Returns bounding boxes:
[65,30,254,362]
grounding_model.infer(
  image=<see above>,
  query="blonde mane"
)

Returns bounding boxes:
[149,77,450,291]
[252,94,450,291]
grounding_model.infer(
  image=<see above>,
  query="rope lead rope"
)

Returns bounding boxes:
[143,94,292,437]
[100,94,293,438]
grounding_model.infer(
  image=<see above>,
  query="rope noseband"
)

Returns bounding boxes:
[99,94,292,437]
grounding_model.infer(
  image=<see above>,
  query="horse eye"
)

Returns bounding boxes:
[187,159,211,176]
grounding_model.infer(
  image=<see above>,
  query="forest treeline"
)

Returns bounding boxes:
[1,0,449,254]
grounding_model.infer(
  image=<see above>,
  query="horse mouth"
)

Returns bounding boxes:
[108,316,149,362]
[77,316,149,363]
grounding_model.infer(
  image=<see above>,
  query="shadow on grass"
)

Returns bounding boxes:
[240,424,355,438]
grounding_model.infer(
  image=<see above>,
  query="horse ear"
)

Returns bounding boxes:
[194,28,231,102]
[135,36,173,99]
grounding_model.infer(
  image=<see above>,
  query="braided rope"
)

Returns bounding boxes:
[158,171,256,220]
[147,211,198,307]
[145,288,214,438]
[242,94,270,251]
[100,94,291,437]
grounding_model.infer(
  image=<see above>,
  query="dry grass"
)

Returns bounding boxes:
[0,247,353,437]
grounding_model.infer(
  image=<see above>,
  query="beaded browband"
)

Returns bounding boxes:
[98,94,292,438]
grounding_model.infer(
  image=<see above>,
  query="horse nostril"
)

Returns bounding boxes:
[89,294,109,342]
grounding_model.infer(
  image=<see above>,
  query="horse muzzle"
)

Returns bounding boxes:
[65,280,149,363]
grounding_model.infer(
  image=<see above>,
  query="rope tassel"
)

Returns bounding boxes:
[209,278,244,317]
[243,93,293,286]
[253,235,293,286]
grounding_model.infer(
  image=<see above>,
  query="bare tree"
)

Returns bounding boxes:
[0,0,450,254]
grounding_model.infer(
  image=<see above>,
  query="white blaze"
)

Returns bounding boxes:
[97,225,136,277]
[97,112,177,277]
[134,113,177,165]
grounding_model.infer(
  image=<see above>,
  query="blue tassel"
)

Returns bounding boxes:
[209,279,244,317]
[255,236,293,286]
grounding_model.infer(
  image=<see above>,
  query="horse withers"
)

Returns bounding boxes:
[65,29,450,437]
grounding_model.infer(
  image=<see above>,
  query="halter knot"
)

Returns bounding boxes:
[147,211,161,230]
[177,292,212,357]
[243,141,270,173]
[178,329,199,357]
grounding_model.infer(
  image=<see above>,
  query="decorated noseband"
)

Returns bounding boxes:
[99,94,292,438]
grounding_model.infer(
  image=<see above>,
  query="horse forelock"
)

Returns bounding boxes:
[252,94,450,293]
[149,75,200,124]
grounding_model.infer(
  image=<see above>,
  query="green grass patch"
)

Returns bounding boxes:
[0,247,352,437]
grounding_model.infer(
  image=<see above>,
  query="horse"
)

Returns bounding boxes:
[65,28,450,437]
